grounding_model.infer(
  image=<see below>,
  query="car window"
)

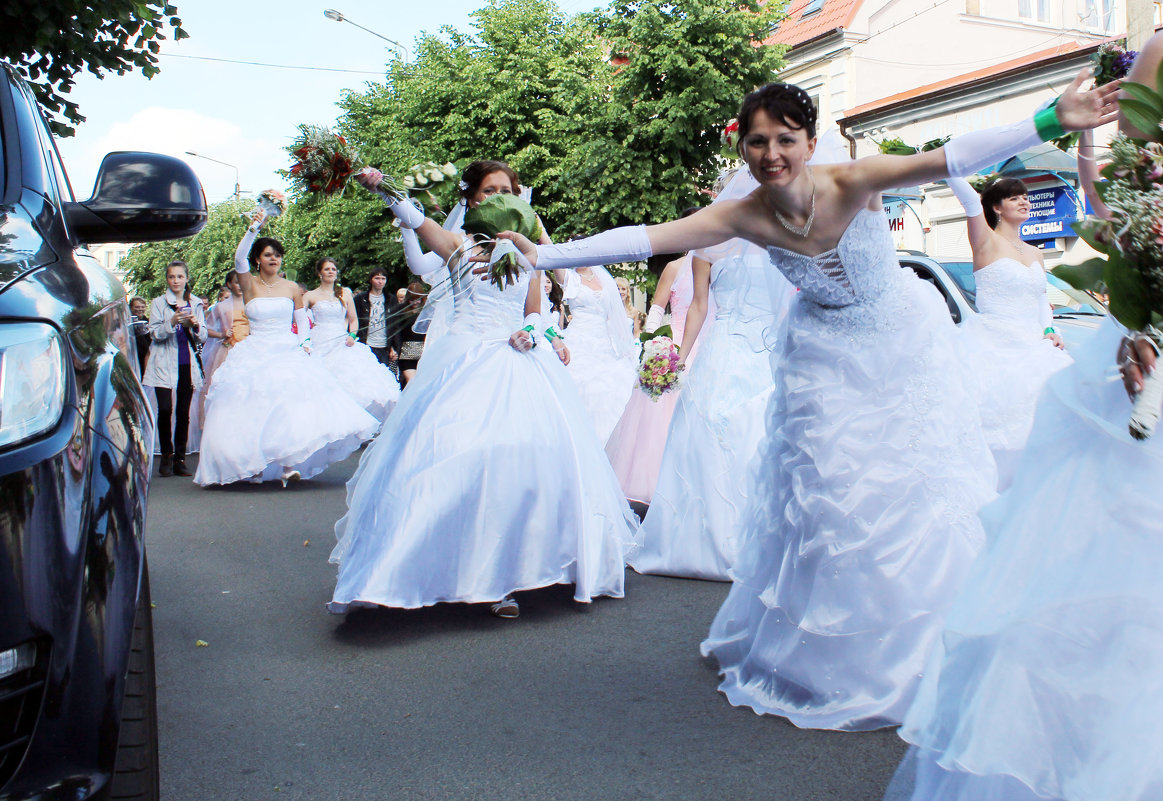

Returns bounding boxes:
[8,76,56,202]
[939,261,977,302]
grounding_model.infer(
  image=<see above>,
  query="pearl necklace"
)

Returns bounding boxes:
[258,273,278,289]
[767,169,816,238]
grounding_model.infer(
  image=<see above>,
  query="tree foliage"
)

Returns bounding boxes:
[0,1,188,137]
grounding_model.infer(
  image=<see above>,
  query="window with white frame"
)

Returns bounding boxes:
[1019,0,1050,22]
[1079,0,1117,31]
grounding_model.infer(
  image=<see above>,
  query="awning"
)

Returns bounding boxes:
[996,142,1079,178]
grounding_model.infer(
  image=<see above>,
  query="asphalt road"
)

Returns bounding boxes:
[146,451,906,801]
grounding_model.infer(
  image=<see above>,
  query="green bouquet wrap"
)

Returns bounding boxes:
[461,194,544,289]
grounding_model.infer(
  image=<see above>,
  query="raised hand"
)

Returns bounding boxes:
[1056,68,1122,132]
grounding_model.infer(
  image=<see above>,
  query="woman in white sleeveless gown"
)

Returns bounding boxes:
[493,78,1116,728]
[331,160,638,618]
[946,176,1072,488]
[304,257,400,422]
[632,187,796,580]
[560,267,640,444]
[195,216,379,486]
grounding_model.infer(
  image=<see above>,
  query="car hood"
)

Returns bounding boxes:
[0,201,57,293]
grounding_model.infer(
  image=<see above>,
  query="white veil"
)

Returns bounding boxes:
[563,266,638,358]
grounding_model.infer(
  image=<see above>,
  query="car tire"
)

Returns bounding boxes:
[109,560,160,801]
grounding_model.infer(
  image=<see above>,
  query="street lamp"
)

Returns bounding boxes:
[185,151,240,200]
[323,8,410,63]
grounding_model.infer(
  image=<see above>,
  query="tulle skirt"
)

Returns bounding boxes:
[960,311,1072,487]
[564,319,639,444]
[312,330,401,422]
[194,331,379,485]
[891,321,1163,801]
[630,317,772,580]
[604,386,680,504]
[701,277,998,731]
[329,329,640,612]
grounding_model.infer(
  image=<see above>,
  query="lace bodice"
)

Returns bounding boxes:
[244,297,295,341]
[766,209,902,309]
[974,258,1051,325]
[311,298,348,333]
[446,261,529,337]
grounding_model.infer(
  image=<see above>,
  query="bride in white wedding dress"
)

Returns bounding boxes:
[493,75,1118,729]
[946,176,1072,488]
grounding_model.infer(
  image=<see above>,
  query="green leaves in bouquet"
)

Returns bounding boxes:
[1117,61,1163,143]
[1055,222,1153,331]
[640,324,673,343]
[461,194,544,289]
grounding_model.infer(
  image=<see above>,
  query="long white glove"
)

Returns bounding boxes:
[946,177,983,218]
[534,226,652,271]
[644,304,666,333]
[293,307,312,351]
[401,227,443,276]
[944,115,1049,178]
[234,225,259,274]
[383,195,426,230]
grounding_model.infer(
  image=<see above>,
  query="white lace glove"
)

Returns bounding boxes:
[534,226,652,271]
[946,177,983,218]
[644,304,666,333]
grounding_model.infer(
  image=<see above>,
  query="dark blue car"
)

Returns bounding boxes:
[0,65,206,800]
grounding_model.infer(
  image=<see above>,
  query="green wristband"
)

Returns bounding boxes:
[1033,99,1065,141]
[545,326,563,342]
[521,324,535,333]
[1043,327,1056,335]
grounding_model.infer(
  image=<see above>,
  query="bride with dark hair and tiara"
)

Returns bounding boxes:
[482,75,1119,729]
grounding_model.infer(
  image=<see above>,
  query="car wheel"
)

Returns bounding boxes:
[109,560,160,801]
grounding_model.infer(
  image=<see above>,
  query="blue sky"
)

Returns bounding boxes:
[53,0,526,203]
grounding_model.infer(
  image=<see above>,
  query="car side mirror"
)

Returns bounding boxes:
[64,152,208,245]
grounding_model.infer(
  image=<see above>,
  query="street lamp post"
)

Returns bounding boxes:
[185,151,240,200]
[323,9,410,63]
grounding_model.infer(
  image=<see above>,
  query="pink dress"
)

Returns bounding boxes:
[604,255,699,504]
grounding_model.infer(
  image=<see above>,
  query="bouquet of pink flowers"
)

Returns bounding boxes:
[637,329,684,400]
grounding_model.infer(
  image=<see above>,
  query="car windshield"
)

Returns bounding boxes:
[1046,274,1107,315]
[939,261,976,305]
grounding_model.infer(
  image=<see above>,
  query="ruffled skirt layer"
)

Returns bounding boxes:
[313,328,401,422]
[960,312,1072,487]
[893,321,1163,801]
[194,332,379,485]
[329,330,639,612]
[700,278,997,731]
[630,318,772,580]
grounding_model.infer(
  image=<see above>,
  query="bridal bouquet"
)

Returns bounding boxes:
[287,124,405,199]
[460,194,544,289]
[1053,59,1163,439]
[255,189,287,218]
[403,161,461,214]
[637,328,683,400]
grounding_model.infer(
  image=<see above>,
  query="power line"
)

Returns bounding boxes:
[160,52,385,75]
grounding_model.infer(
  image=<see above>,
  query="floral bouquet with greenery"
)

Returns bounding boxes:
[460,194,544,289]
[637,327,683,400]
[1053,59,1163,439]
[403,161,461,215]
[721,118,740,160]
[874,135,950,156]
[1051,41,1137,151]
[255,189,287,218]
[287,124,405,199]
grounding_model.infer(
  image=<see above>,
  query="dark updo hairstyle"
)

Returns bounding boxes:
[460,160,520,200]
[980,177,1028,229]
[736,83,819,153]
[165,260,192,303]
[248,237,285,269]
[315,256,343,301]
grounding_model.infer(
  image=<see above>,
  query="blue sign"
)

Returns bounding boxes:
[1020,185,1081,241]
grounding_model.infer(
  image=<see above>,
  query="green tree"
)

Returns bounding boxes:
[0,1,188,137]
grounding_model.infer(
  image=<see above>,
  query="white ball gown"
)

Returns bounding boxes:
[604,255,699,504]
[561,269,640,444]
[700,208,998,731]
[309,297,401,422]
[887,320,1163,801]
[960,257,1071,487]
[630,252,794,580]
[329,268,639,613]
[194,296,379,485]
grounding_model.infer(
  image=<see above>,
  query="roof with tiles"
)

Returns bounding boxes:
[842,40,1095,119]
[765,0,862,48]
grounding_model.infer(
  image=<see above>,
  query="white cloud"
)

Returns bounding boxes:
[63,107,289,203]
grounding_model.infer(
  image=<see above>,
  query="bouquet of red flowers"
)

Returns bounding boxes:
[287,125,405,199]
